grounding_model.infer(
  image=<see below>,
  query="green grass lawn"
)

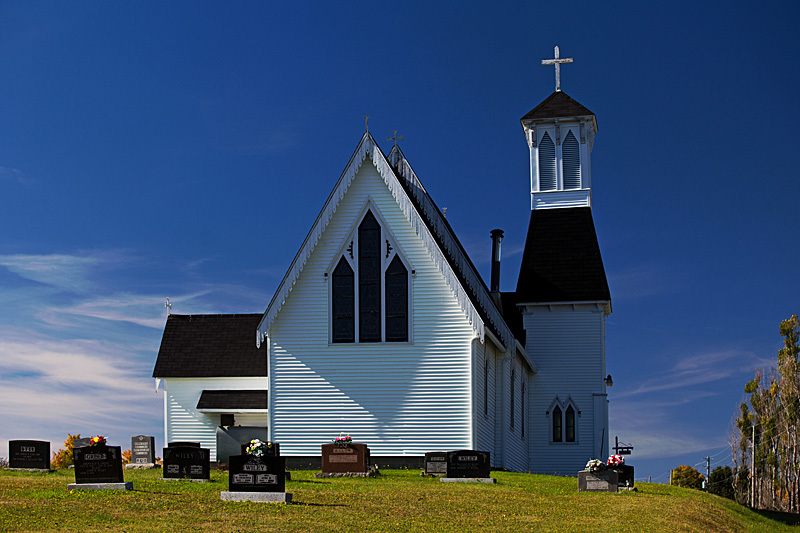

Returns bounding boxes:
[0,468,795,532]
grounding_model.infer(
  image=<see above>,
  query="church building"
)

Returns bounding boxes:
[153,59,612,475]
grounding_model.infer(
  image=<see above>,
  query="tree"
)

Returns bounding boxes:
[672,465,704,489]
[51,433,80,470]
[709,465,735,499]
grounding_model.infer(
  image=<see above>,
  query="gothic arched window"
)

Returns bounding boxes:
[330,207,410,343]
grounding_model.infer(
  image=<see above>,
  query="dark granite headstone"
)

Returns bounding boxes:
[424,451,448,475]
[73,437,92,449]
[578,469,619,492]
[162,446,210,480]
[321,443,370,473]
[131,435,156,465]
[9,440,50,469]
[239,442,280,457]
[611,465,634,488]
[228,454,286,492]
[446,450,491,478]
[167,441,201,448]
[73,445,124,484]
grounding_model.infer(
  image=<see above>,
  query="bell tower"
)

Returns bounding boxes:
[521,47,598,211]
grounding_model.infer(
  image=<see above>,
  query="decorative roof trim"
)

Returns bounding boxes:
[388,147,518,351]
[257,133,485,346]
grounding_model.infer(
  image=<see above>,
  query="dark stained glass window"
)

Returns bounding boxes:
[358,211,381,342]
[566,405,576,442]
[331,258,354,343]
[553,405,562,442]
[384,255,408,342]
[510,368,515,429]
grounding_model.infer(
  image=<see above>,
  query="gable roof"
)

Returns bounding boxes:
[153,314,266,378]
[515,207,611,304]
[256,133,534,371]
[521,90,596,123]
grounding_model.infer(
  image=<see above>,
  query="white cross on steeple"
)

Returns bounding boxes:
[541,46,573,92]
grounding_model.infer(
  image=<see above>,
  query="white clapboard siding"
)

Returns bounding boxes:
[163,377,268,461]
[501,355,529,472]
[524,303,607,475]
[269,159,476,455]
[474,338,499,463]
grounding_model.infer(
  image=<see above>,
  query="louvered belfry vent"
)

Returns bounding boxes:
[538,132,556,191]
[562,130,580,189]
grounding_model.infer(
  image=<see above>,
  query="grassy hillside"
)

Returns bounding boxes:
[0,468,796,532]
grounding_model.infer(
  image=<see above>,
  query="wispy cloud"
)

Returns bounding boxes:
[0,165,31,186]
[0,254,99,292]
[608,263,682,301]
[615,349,761,398]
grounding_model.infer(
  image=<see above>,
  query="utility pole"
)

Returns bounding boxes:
[706,456,711,491]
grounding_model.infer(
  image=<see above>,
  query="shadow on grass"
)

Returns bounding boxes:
[290,501,348,507]
[753,509,800,525]
[291,479,327,484]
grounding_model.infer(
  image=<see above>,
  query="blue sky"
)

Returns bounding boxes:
[1,1,798,481]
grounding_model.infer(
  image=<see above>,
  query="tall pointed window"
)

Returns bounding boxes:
[332,258,355,343]
[550,398,579,444]
[330,207,410,343]
[358,212,381,342]
[538,132,556,191]
[385,256,408,342]
[510,368,516,430]
[562,130,580,189]
[552,405,562,442]
[565,405,576,442]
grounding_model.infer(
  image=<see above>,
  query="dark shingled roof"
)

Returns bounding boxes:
[153,314,266,378]
[516,207,610,303]
[521,91,595,122]
[500,292,525,345]
[196,390,268,410]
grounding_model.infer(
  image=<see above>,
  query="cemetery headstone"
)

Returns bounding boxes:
[130,435,156,466]
[611,464,635,488]
[424,451,447,476]
[445,450,491,479]
[167,441,201,448]
[162,446,210,480]
[227,454,286,492]
[8,440,51,470]
[71,444,131,490]
[321,442,370,474]
[578,469,619,492]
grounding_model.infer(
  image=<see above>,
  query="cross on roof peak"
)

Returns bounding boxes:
[387,129,403,146]
[541,46,573,92]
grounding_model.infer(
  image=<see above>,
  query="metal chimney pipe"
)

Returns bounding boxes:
[490,229,504,293]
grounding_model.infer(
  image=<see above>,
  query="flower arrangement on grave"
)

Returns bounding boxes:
[607,454,625,467]
[333,433,352,447]
[245,439,273,457]
[89,435,106,447]
[585,459,606,472]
